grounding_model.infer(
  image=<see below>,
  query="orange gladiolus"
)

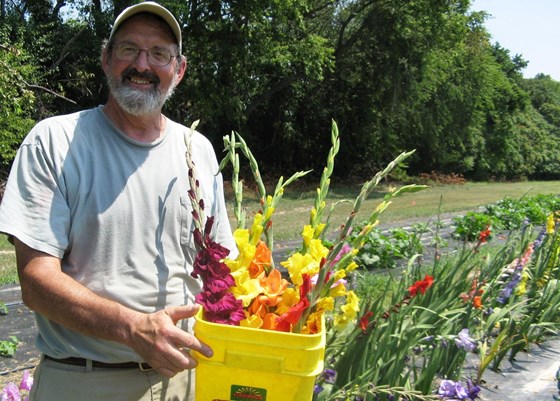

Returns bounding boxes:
[262,313,279,330]
[257,269,289,307]
[473,295,483,309]
[249,240,272,278]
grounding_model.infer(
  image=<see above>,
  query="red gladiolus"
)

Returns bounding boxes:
[191,215,245,325]
[479,227,491,243]
[275,274,313,332]
[408,274,434,297]
[359,311,374,334]
[275,297,310,332]
[195,291,245,325]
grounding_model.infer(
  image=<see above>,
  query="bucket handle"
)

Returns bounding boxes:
[225,350,323,376]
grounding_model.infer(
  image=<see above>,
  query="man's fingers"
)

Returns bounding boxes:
[164,305,214,358]
[167,304,200,323]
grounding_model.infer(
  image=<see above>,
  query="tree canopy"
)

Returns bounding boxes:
[1,0,559,180]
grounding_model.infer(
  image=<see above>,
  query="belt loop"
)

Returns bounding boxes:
[86,359,93,373]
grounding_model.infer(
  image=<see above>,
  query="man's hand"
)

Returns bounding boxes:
[15,239,212,378]
[127,304,213,377]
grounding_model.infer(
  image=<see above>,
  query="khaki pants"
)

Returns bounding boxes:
[30,356,195,401]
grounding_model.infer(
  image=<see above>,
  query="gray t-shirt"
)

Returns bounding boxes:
[0,106,236,362]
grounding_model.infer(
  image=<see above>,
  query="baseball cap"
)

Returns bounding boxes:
[109,2,182,54]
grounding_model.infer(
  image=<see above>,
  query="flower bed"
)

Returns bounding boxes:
[183,120,560,401]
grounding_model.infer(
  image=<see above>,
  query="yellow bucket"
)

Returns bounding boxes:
[193,310,325,401]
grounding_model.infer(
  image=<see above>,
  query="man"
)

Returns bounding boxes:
[0,2,236,400]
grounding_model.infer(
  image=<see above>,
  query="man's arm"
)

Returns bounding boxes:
[14,238,212,377]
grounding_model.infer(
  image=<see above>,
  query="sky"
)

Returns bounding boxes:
[470,0,560,81]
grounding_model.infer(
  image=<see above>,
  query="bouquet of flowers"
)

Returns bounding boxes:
[184,120,426,335]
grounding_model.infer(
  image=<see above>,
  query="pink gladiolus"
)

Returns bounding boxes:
[1,383,21,401]
[19,371,33,392]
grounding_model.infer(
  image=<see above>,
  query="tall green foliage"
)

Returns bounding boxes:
[0,0,559,180]
[0,28,36,166]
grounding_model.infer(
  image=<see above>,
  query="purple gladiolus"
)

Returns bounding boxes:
[438,379,481,400]
[322,368,337,384]
[313,385,323,395]
[454,329,477,352]
[466,379,481,400]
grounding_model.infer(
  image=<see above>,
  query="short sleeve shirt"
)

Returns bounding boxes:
[0,106,236,362]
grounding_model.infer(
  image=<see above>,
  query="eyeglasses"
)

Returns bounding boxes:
[113,43,178,67]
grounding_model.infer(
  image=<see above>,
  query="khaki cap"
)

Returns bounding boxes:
[109,2,182,54]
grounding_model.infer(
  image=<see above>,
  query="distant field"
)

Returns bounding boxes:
[1,180,559,285]
[225,180,560,240]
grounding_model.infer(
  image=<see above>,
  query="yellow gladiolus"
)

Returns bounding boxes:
[308,238,329,261]
[547,214,555,234]
[334,269,346,281]
[264,195,275,220]
[231,270,262,307]
[345,261,359,272]
[281,252,321,286]
[317,296,334,311]
[302,311,323,334]
[250,213,264,245]
[333,290,360,330]
[276,287,299,314]
[515,271,529,296]
[240,313,263,329]
[302,225,314,248]
[314,223,326,237]
[329,281,347,297]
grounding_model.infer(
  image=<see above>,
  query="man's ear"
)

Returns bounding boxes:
[176,55,187,82]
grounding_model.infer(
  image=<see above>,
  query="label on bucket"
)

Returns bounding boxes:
[230,385,267,400]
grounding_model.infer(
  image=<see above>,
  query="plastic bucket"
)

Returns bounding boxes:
[193,310,325,401]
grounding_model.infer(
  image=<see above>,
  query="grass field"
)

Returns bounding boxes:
[231,180,560,240]
[1,180,560,285]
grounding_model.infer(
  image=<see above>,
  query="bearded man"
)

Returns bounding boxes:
[0,3,236,400]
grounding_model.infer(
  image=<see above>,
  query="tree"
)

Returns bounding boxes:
[0,37,36,166]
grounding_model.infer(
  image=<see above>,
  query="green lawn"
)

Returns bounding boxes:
[228,180,560,240]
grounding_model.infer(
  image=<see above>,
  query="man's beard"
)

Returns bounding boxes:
[106,67,178,116]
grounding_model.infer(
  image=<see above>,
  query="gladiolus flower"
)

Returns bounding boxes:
[19,371,33,392]
[547,214,555,234]
[316,296,334,312]
[454,328,477,352]
[281,252,321,286]
[359,311,374,334]
[1,383,21,401]
[196,291,245,325]
[275,297,310,332]
[478,227,491,243]
[322,368,337,384]
[249,241,272,278]
[257,269,289,307]
[275,275,312,332]
[472,296,483,309]
[302,311,323,334]
[408,275,434,297]
[275,287,299,314]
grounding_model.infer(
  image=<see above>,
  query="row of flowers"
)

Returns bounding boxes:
[185,120,560,400]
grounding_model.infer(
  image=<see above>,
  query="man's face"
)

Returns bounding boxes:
[103,15,186,116]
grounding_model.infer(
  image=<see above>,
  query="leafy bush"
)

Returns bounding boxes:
[453,212,499,241]
[350,225,425,270]
[453,194,560,240]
